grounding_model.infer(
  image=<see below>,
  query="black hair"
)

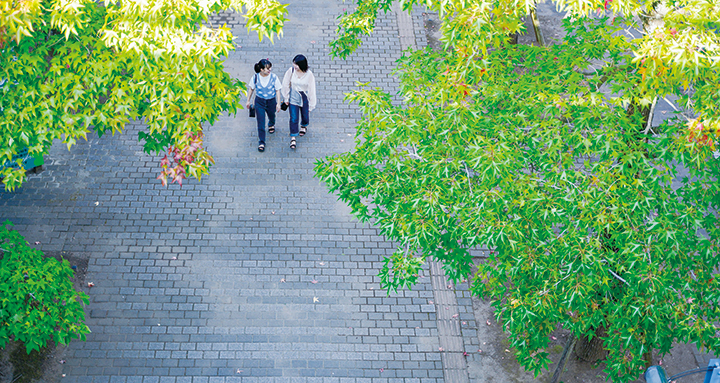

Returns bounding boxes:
[292,54,309,72]
[254,59,272,73]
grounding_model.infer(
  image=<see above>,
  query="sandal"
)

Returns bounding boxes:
[268,126,275,134]
[299,126,307,136]
[258,143,265,152]
[290,137,296,150]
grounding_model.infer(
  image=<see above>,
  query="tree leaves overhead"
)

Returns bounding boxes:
[0,0,287,190]
[318,1,719,382]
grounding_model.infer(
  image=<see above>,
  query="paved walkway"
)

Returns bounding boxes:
[2,1,715,382]
[0,1,480,382]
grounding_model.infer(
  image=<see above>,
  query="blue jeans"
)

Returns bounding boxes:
[289,92,309,137]
[255,97,276,144]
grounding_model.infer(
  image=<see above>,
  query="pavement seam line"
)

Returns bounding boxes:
[393,1,417,51]
[429,258,471,383]
[393,4,471,382]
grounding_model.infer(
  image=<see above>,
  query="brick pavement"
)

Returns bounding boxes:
[0,1,482,382]
[3,1,716,382]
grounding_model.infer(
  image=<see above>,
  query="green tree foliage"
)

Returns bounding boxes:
[0,0,287,190]
[0,221,90,353]
[316,0,720,381]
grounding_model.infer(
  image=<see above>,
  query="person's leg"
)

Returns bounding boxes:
[299,92,310,136]
[289,104,300,137]
[267,98,277,134]
[300,93,310,127]
[266,98,277,134]
[255,98,267,145]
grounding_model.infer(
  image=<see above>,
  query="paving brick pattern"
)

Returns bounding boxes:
[0,1,476,382]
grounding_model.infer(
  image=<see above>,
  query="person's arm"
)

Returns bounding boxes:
[275,76,282,110]
[246,88,254,109]
[281,68,291,104]
[308,72,317,111]
[246,75,255,108]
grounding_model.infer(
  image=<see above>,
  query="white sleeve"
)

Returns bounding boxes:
[248,74,256,89]
[308,72,317,111]
[281,68,292,101]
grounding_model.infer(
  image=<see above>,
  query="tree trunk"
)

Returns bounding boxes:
[643,350,654,368]
[550,333,577,383]
[574,325,608,363]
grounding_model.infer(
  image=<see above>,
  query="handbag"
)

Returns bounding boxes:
[280,103,288,111]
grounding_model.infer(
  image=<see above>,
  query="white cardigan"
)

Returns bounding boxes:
[281,67,317,111]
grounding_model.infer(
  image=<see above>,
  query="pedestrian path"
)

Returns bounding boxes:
[0,1,475,382]
[6,1,714,382]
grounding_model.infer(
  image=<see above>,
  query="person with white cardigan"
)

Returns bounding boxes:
[281,54,317,149]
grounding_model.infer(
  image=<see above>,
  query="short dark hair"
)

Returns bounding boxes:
[292,55,308,72]
[254,59,272,73]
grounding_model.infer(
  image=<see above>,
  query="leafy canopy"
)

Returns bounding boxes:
[0,0,287,190]
[0,221,90,353]
[316,0,720,382]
